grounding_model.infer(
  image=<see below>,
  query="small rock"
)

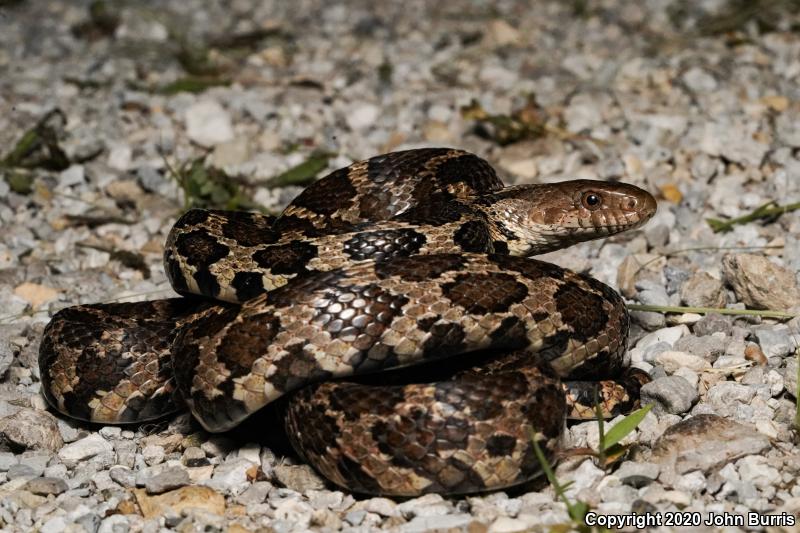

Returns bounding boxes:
[0,451,17,471]
[58,433,113,464]
[204,457,253,495]
[776,108,800,148]
[273,464,326,492]
[487,19,521,46]
[673,334,727,360]
[722,254,800,310]
[614,461,660,488]
[674,471,706,493]
[59,164,86,187]
[109,466,137,488]
[488,516,529,533]
[23,476,68,496]
[636,325,689,350]
[705,382,756,417]
[654,351,708,373]
[210,138,251,167]
[145,466,190,494]
[0,409,63,452]
[40,516,68,533]
[640,376,698,415]
[783,359,798,397]
[650,415,770,481]
[236,480,272,505]
[142,444,165,466]
[182,446,209,467]
[692,313,733,336]
[736,455,781,490]
[7,463,36,480]
[107,144,133,171]
[362,497,399,517]
[753,326,796,358]
[185,99,235,147]
[345,509,366,526]
[682,67,717,93]
[0,339,13,377]
[680,272,726,308]
[346,103,380,130]
[13,283,60,308]
[134,486,225,519]
[673,367,699,388]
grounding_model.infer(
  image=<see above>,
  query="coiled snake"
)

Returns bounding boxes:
[40,148,657,496]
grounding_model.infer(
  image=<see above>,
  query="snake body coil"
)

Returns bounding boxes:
[40,148,657,496]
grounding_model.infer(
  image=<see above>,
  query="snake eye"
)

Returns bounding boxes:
[582,192,602,210]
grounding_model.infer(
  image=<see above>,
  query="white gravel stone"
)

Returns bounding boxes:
[58,434,113,464]
[185,99,235,146]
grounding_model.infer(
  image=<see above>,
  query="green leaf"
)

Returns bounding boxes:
[266,151,333,188]
[601,404,653,452]
[158,77,231,95]
[705,217,730,233]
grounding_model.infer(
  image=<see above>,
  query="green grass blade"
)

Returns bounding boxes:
[601,404,653,452]
[266,151,333,188]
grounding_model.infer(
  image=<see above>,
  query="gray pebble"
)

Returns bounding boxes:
[753,326,796,358]
[273,464,326,492]
[182,446,209,467]
[673,334,727,360]
[640,376,698,415]
[680,272,726,308]
[0,452,18,471]
[614,461,660,488]
[642,341,672,363]
[39,516,68,533]
[706,382,756,418]
[109,466,136,488]
[7,463,37,480]
[0,409,63,452]
[58,434,113,465]
[692,313,733,336]
[144,466,190,494]
[23,476,68,496]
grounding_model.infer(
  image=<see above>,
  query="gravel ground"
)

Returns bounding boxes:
[3,1,800,531]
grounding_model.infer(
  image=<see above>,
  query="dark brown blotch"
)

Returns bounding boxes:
[193,269,221,298]
[231,271,266,301]
[173,209,210,228]
[421,322,466,358]
[289,167,357,215]
[375,253,465,282]
[432,153,502,193]
[216,313,280,378]
[453,219,492,253]
[488,254,565,281]
[270,342,332,392]
[328,383,406,421]
[221,219,280,247]
[252,241,318,275]
[442,272,528,314]
[553,282,607,342]
[485,434,517,457]
[175,230,230,267]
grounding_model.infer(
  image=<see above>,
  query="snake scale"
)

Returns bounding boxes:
[40,148,657,496]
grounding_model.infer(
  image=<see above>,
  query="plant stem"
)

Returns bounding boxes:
[627,304,795,320]
[707,200,800,233]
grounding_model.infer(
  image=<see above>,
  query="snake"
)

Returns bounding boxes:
[39,147,657,496]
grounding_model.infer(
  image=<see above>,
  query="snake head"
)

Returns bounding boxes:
[485,180,658,255]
